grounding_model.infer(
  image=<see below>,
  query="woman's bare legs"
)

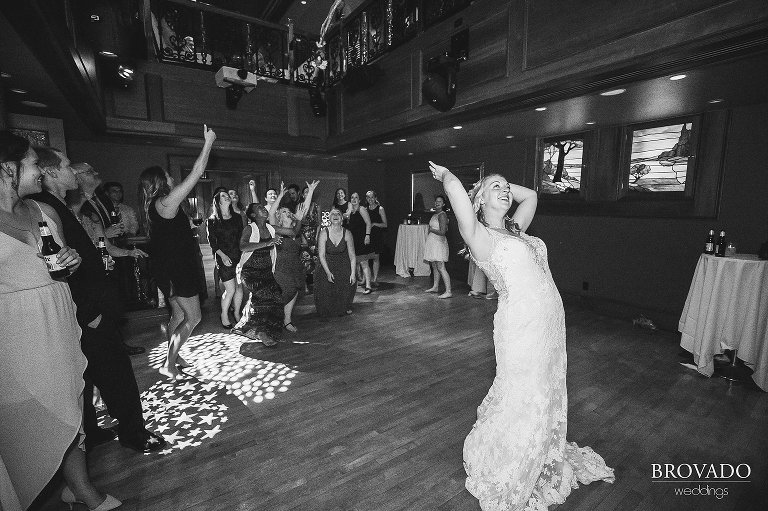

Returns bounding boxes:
[160,294,201,379]
[61,440,108,509]
[232,282,243,322]
[436,261,452,298]
[220,278,236,325]
[283,291,299,332]
[425,261,440,292]
[359,261,372,290]
[371,254,380,284]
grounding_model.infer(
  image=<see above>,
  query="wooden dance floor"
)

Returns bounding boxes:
[35,266,767,511]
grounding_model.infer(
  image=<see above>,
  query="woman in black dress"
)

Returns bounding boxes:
[207,187,244,328]
[365,190,387,286]
[333,187,351,224]
[140,124,216,379]
[314,207,357,316]
[300,184,320,291]
[348,192,373,293]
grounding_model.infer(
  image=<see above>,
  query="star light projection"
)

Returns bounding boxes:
[98,332,298,455]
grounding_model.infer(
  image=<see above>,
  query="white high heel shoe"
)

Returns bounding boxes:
[61,487,122,510]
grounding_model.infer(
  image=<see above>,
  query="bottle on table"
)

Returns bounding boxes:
[38,221,68,280]
[98,236,110,273]
[715,230,727,257]
[704,229,715,255]
[110,209,121,225]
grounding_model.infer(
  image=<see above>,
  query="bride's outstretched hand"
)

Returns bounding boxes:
[429,161,450,182]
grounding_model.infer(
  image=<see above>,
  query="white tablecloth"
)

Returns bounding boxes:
[679,254,768,391]
[394,224,431,277]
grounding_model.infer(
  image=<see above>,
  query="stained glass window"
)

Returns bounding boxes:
[539,137,584,195]
[628,122,693,192]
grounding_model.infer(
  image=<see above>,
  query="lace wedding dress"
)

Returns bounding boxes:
[465,229,615,511]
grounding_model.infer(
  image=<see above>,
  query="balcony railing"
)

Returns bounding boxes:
[147,0,322,86]
[145,0,471,88]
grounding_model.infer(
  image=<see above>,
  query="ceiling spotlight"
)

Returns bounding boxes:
[535,107,547,112]
[449,145,457,148]
[10,88,27,94]
[377,158,383,162]
[399,138,406,142]
[408,152,414,156]
[0,72,11,79]
[300,0,306,4]
[669,74,687,81]
[383,142,394,145]
[453,125,463,130]
[505,135,514,139]
[117,65,134,81]
[99,50,118,58]
[360,148,367,151]
[20,100,47,108]
[708,98,724,104]
[585,121,596,125]
[600,88,626,96]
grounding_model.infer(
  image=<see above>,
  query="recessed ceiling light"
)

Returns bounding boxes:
[10,88,27,94]
[535,107,547,112]
[453,125,462,130]
[281,151,287,154]
[399,138,406,142]
[585,121,596,125]
[708,98,724,104]
[383,142,394,145]
[20,100,47,108]
[99,50,118,58]
[449,145,457,148]
[360,148,367,151]
[669,74,687,81]
[505,135,514,139]
[331,155,337,158]
[408,152,414,156]
[0,72,11,79]
[300,0,306,4]
[376,158,383,162]
[600,88,626,96]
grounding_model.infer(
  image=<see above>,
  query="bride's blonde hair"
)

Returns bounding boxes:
[468,173,520,233]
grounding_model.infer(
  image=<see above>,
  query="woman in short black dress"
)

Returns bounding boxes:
[140,124,216,379]
[365,190,387,286]
[347,192,373,293]
[207,187,244,328]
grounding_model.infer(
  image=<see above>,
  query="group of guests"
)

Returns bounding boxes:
[205,177,390,348]
[0,130,167,511]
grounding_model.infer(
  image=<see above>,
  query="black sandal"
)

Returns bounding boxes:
[284,322,297,332]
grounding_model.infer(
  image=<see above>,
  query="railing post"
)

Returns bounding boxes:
[360,11,368,65]
[287,18,295,85]
[198,9,207,64]
[386,0,393,48]
[245,22,253,71]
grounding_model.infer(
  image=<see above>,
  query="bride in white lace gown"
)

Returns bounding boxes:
[429,161,614,511]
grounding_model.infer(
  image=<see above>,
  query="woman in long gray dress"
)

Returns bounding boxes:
[314,207,356,316]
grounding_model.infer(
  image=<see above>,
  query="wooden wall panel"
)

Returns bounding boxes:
[342,54,413,131]
[524,0,725,68]
[110,76,149,120]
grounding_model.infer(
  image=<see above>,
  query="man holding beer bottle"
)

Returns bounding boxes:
[31,147,167,454]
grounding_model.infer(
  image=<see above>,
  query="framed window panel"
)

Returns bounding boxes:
[537,134,586,197]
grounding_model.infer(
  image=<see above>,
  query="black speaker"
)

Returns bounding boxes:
[308,88,327,117]
[422,55,459,112]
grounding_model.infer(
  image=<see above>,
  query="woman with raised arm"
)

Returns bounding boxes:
[139,125,216,379]
[230,203,287,347]
[428,161,614,511]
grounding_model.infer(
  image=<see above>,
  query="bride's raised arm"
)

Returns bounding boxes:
[429,161,491,261]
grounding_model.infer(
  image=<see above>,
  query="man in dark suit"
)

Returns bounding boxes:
[31,147,166,453]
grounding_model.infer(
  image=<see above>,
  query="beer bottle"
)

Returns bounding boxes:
[98,236,110,273]
[110,209,121,225]
[38,221,68,279]
[704,229,715,255]
[715,230,727,257]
